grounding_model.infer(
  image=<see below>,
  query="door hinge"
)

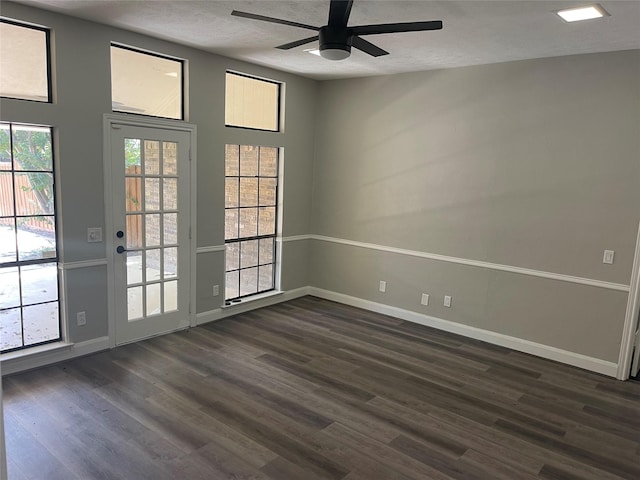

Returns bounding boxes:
[189,149,192,161]
[189,302,191,314]
[189,226,192,239]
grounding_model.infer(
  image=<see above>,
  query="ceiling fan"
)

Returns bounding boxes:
[231,0,443,60]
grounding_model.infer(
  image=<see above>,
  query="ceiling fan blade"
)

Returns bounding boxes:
[352,20,443,36]
[328,0,354,27]
[276,36,320,50]
[231,10,320,31]
[351,36,389,57]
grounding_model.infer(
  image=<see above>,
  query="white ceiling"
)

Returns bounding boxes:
[15,0,640,80]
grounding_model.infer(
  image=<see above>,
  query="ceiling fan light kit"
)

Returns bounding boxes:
[319,27,352,60]
[231,0,443,61]
[321,47,351,60]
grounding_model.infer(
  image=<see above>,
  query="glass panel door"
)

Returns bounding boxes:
[110,124,190,345]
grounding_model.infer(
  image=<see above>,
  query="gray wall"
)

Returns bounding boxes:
[0,2,317,341]
[3,1,639,366]
[311,51,640,362]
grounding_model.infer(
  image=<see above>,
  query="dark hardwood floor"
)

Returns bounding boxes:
[4,296,640,480]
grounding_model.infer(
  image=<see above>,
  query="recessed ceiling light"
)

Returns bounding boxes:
[556,4,609,22]
[303,48,321,57]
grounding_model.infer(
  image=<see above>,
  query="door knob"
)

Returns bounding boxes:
[116,246,126,254]
[116,230,124,238]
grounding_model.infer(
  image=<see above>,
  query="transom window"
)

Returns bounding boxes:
[225,72,281,132]
[110,44,184,120]
[0,19,51,102]
[225,145,279,302]
[0,123,60,353]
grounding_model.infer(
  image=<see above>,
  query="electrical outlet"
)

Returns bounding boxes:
[87,227,103,243]
[77,311,86,326]
[443,295,452,308]
[421,293,430,306]
[379,280,386,293]
[603,250,615,264]
[212,285,220,296]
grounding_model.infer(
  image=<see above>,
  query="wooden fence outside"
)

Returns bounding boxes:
[126,165,143,248]
[124,166,177,249]
[0,172,55,233]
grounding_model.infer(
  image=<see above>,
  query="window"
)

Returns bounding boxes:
[123,138,180,320]
[225,72,281,132]
[110,45,184,120]
[225,145,279,302]
[0,19,50,102]
[0,123,60,353]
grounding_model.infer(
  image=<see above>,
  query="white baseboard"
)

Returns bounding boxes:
[196,286,310,326]
[3,288,618,378]
[308,287,619,378]
[1,336,110,376]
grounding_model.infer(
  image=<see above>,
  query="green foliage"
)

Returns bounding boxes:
[0,125,11,163]
[0,124,54,214]
[125,138,141,167]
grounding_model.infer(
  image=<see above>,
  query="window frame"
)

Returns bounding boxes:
[110,43,185,121]
[0,18,52,103]
[224,145,280,303]
[225,71,282,132]
[0,122,61,354]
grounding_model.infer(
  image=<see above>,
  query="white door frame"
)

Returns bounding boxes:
[617,220,640,380]
[103,114,197,348]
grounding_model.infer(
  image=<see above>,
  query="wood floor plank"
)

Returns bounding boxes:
[388,434,491,480]
[494,418,640,479]
[201,347,401,443]
[459,449,540,480]
[4,295,640,479]
[91,381,209,454]
[322,422,455,480]
[310,429,416,480]
[519,393,640,444]
[187,440,272,480]
[4,409,81,480]
[260,455,332,480]
[148,391,280,470]
[153,364,351,479]
[426,408,627,480]
[198,399,349,480]
[259,352,376,402]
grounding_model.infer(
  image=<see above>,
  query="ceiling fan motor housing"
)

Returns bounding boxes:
[319,26,352,60]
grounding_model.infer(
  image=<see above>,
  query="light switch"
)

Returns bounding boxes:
[603,250,614,264]
[379,281,386,293]
[87,227,103,243]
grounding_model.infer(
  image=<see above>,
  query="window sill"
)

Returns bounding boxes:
[222,290,283,309]
[1,341,72,362]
